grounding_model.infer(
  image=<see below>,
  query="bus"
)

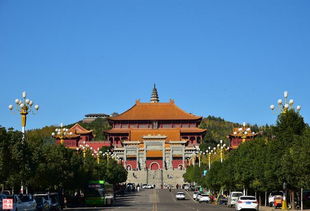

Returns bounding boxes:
[84,180,113,206]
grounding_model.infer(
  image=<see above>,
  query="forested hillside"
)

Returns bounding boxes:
[199,116,260,151]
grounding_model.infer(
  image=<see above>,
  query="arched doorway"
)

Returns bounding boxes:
[126,165,132,171]
[150,162,160,170]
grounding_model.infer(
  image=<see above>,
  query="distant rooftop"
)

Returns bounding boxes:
[85,113,110,117]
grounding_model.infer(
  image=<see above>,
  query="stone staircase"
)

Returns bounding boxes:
[126,169,186,189]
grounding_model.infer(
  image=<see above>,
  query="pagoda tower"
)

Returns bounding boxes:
[150,84,159,103]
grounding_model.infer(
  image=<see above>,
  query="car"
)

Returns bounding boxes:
[196,193,202,201]
[6,194,37,211]
[193,191,200,200]
[199,194,210,203]
[49,193,62,211]
[176,192,186,200]
[235,196,258,211]
[227,191,243,207]
[182,184,190,190]
[33,194,51,211]
[268,191,283,207]
[144,184,154,189]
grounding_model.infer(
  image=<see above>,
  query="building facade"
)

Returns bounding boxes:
[105,85,206,171]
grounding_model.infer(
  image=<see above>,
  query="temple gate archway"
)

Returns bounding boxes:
[149,162,160,170]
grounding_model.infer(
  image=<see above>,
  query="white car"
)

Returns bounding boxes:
[176,192,186,200]
[199,194,210,203]
[235,196,258,211]
[193,191,200,200]
[228,191,243,207]
[196,193,202,201]
[142,184,153,189]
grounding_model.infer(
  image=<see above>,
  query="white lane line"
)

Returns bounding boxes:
[185,191,196,202]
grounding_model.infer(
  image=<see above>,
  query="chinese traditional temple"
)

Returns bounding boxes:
[105,85,206,171]
[54,123,110,150]
[228,122,257,149]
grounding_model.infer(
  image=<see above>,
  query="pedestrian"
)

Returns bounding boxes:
[176,184,179,189]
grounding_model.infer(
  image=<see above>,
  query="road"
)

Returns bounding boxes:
[64,189,234,211]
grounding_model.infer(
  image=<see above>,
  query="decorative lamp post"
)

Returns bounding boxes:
[233,122,256,143]
[270,91,301,113]
[51,123,73,144]
[217,140,227,163]
[206,146,212,170]
[8,91,39,142]
[270,91,301,210]
[8,91,39,194]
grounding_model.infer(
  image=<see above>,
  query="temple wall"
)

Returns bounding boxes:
[172,160,184,169]
[146,160,163,170]
[125,160,137,170]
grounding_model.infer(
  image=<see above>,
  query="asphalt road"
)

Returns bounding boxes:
[64,189,234,211]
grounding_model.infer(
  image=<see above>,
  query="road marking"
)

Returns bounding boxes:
[152,189,158,211]
[185,191,196,202]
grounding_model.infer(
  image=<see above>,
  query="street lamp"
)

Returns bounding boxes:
[233,122,256,143]
[206,146,212,170]
[270,91,301,113]
[51,123,73,144]
[8,91,39,142]
[217,140,227,163]
[8,91,39,194]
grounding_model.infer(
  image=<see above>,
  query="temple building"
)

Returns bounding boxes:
[54,123,110,150]
[228,122,257,149]
[83,113,110,123]
[105,85,206,171]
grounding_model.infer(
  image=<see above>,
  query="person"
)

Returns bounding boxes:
[169,186,171,192]
[137,184,140,192]
[176,184,179,189]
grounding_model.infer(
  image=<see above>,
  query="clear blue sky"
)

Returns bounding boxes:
[0,0,309,130]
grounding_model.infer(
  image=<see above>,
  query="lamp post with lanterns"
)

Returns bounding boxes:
[270,91,301,113]
[8,91,39,194]
[52,123,73,144]
[233,122,256,143]
[270,91,301,210]
[8,91,39,142]
[206,146,212,170]
[217,140,229,163]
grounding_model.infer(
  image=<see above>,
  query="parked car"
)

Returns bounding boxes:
[268,191,283,207]
[142,184,153,189]
[176,192,186,200]
[6,194,37,211]
[196,193,202,201]
[227,191,243,207]
[49,193,61,211]
[235,196,258,211]
[193,191,200,200]
[182,184,190,191]
[199,194,210,203]
[33,194,51,211]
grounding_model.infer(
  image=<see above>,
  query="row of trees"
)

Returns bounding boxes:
[0,126,127,193]
[184,110,310,204]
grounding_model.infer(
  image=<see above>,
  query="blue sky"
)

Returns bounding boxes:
[0,0,309,130]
